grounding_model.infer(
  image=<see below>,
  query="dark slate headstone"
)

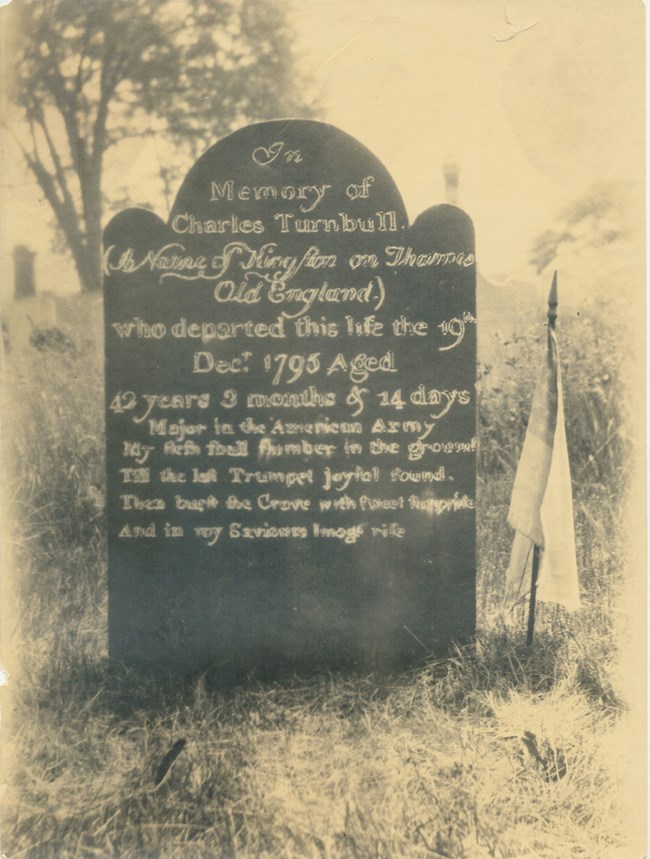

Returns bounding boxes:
[13,245,36,300]
[103,120,476,677]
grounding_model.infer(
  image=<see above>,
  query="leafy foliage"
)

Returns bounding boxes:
[6,0,313,291]
[529,182,632,274]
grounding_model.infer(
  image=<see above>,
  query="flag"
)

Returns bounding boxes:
[504,318,581,611]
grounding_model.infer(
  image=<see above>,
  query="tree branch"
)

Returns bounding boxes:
[9,122,87,271]
[33,109,82,240]
[34,22,88,181]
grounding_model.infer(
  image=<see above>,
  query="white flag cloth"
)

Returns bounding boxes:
[504,326,581,611]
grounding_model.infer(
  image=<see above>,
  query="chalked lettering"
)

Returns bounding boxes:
[104,120,476,676]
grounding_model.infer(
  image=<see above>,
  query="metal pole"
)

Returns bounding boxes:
[526,543,541,649]
[547,270,558,332]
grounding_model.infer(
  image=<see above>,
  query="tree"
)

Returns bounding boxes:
[6,0,313,293]
[529,182,631,275]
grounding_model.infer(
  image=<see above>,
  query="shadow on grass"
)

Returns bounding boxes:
[424,616,624,715]
[18,605,624,731]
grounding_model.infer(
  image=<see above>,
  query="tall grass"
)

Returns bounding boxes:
[478,303,629,486]
[4,329,107,683]
[1,298,644,858]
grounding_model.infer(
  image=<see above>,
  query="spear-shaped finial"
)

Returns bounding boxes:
[547,270,558,330]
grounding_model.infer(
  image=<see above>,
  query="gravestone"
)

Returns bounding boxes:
[103,120,477,677]
[13,245,36,300]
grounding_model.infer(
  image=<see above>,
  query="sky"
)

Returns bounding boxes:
[1,0,645,299]
[290,0,644,279]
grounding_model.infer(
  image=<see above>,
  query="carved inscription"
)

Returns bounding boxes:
[104,120,477,675]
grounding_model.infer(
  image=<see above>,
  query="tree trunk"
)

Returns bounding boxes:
[77,166,104,293]
[66,226,102,294]
[81,220,103,293]
[76,244,103,294]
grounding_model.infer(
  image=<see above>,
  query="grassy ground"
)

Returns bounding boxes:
[1,301,645,858]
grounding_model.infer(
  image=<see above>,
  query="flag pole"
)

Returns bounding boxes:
[526,272,558,650]
[526,545,541,649]
[547,270,558,331]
